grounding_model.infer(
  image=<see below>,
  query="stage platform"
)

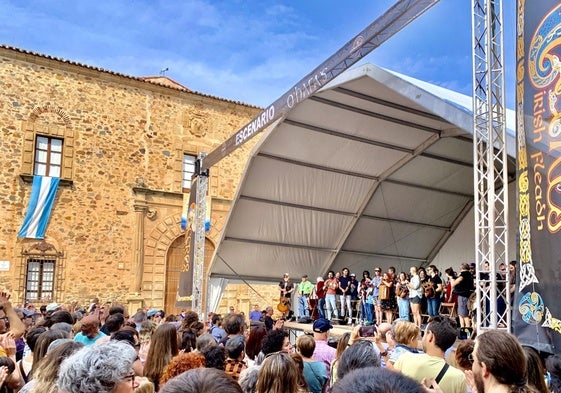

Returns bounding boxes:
[283,320,355,339]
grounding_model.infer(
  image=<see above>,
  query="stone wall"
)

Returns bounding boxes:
[0,46,261,311]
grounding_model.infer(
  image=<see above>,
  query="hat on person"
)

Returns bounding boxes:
[46,303,60,312]
[312,318,333,333]
[146,309,158,318]
[350,273,356,277]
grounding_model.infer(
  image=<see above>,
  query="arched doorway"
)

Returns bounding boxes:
[165,236,215,313]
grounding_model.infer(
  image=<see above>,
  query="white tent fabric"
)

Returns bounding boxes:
[209,63,516,284]
[206,277,228,313]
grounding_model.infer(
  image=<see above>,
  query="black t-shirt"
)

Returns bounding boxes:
[339,276,351,294]
[279,280,293,298]
[454,271,474,296]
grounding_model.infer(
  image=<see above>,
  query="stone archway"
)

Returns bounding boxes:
[144,212,216,312]
[164,236,215,313]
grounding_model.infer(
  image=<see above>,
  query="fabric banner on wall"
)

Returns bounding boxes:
[515,0,561,354]
[176,177,197,309]
[18,176,60,239]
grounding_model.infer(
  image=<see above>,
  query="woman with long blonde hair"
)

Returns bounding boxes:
[257,352,299,393]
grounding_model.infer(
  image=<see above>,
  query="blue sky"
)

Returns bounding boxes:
[1,1,516,108]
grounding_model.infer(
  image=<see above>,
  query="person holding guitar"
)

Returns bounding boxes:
[278,273,295,319]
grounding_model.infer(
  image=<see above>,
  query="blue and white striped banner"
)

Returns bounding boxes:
[18,176,60,239]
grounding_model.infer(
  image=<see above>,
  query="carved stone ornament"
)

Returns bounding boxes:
[146,209,157,220]
[189,113,207,137]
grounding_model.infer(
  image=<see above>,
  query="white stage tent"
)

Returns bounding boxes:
[207,63,517,299]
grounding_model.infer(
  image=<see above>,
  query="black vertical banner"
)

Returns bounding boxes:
[176,177,197,309]
[516,0,561,354]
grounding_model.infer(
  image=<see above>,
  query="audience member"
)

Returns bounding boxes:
[467,330,540,393]
[296,334,327,393]
[159,351,205,386]
[201,345,226,370]
[245,326,267,366]
[337,340,380,380]
[386,319,420,370]
[159,368,242,393]
[224,334,247,381]
[143,323,179,391]
[546,354,561,393]
[261,329,292,355]
[395,316,465,393]
[57,341,139,393]
[73,315,107,346]
[257,352,299,393]
[25,341,84,393]
[311,318,336,379]
[138,320,158,364]
[454,338,474,372]
[524,346,549,393]
[30,329,69,379]
[196,333,217,352]
[329,332,350,387]
[332,367,426,393]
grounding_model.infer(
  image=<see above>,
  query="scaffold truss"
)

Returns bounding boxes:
[471,0,510,332]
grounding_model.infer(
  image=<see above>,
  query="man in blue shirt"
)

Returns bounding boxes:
[74,315,107,346]
[249,304,262,322]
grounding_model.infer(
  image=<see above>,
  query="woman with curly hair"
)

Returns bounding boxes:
[159,352,205,387]
[261,329,292,355]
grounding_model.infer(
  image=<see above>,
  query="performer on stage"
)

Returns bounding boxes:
[278,273,295,319]
[297,275,314,320]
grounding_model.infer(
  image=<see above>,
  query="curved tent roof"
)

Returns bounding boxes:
[208,63,516,283]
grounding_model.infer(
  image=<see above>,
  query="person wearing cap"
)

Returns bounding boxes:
[297,275,314,320]
[146,309,158,320]
[153,310,165,325]
[278,273,294,319]
[311,318,336,379]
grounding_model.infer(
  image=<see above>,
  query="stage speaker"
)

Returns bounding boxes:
[297,317,313,324]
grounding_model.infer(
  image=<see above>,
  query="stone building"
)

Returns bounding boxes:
[0,45,279,315]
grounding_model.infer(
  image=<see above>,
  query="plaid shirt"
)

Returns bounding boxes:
[224,358,247,381]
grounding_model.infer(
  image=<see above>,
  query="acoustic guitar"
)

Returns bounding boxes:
[277,298,290,313]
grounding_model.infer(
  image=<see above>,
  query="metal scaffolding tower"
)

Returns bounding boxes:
[471,0,510,332]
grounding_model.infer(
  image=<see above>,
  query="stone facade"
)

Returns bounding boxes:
[0,46,281,315]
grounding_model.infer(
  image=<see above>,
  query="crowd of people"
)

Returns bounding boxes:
[0,258,550,393]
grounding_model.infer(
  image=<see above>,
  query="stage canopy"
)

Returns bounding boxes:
[208,63,516,284]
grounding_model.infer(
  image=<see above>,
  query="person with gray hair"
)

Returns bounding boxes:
[57,341,138,393]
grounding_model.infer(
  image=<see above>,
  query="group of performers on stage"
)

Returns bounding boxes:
[277,265,475,327]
